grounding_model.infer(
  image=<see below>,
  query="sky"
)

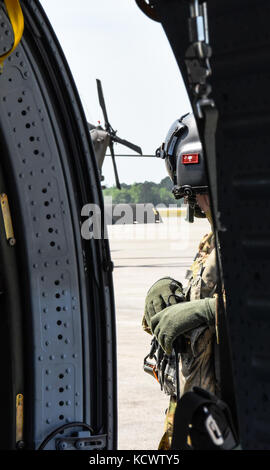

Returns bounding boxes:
[40,0,191,186]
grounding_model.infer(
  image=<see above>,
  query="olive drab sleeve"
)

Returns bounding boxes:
[141,231,222,450]
[156,232,220,450]
[179,233,219,392]
[150,298,216,355]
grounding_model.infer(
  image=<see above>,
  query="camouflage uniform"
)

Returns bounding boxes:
[181,232,218,395]
[143,232,219,450]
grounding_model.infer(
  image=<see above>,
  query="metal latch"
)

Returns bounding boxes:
[0,193,16,246]
[56,432,107,451]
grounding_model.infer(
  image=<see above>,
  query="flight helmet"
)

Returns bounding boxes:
[156,113,208,221]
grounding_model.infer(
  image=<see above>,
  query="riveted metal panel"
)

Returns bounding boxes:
[0,0,117,450]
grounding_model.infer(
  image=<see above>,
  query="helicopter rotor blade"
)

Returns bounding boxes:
[111,135,142,155]
[109,141,121,190]
[87,122,97,131]
[96,79,110,130]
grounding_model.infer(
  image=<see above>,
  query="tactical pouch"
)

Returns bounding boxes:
[171,387,238,450]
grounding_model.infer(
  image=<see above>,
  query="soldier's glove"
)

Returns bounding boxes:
[144,277,184,328]
[150,297,216,355]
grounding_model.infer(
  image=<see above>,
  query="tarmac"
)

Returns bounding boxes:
[109,216,211,450]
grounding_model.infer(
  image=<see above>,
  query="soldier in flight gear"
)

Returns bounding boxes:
[142,113,219,450]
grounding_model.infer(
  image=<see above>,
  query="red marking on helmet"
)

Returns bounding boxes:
[182,154,199,164]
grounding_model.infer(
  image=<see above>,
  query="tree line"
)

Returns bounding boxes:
[103,177,183,206]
